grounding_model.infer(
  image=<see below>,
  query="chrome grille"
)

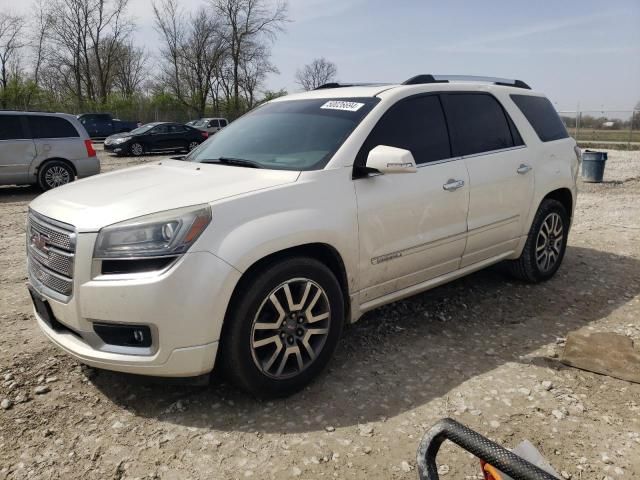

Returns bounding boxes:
[27,211,76,300]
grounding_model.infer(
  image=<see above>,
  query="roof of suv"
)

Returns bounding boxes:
[274,75,542,102]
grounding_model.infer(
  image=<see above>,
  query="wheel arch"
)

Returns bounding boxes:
[225,242,351,326]
[541,187,573,223]
[36,157,77,177]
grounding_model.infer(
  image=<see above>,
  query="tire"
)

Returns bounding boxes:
[222,257,345,398]
[37,160,75,191]
[187,140,200,151]
[505,199,569,283]
[129,142,144,156]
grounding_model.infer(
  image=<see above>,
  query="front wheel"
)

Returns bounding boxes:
[129,142,144,156]
[222,257,344,398]
[505,199,569,282]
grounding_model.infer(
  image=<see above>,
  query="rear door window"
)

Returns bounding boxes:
[0,115,27,140]
[27,116,79,138]
[359,95,451,165]
[510,94,569,142]
[208,119,220,128]
[444,93,515,156]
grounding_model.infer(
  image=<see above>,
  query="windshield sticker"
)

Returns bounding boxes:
[320,101,365,112]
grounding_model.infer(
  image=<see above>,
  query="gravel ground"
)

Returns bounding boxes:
[1,148,639,479]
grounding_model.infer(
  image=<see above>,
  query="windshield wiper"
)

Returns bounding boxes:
[200,157,263,169]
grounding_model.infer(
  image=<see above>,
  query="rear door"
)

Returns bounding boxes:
[355,94,470,304]
[0,115,36,185]
[442,92,534,267]
[27,115,84,168]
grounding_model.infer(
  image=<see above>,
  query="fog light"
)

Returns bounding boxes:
[93,323,152,348]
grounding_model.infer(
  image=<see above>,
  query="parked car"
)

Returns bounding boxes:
[26,75,579,397]
[103,122,208,156]
[192,117,228,135]
[77,113,139,139]
[185,119,199,126]
[0,111,99,190]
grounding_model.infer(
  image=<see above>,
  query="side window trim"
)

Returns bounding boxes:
[355,91,453,168]
[441,91,522,157]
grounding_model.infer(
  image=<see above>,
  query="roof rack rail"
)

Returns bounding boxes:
[402,74,531,90]
[314,82,388,90]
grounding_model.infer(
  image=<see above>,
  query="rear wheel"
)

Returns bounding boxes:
[222,257,344,398]
[505,199,569,282]
[37,160,75,191]
[187,140,200,151]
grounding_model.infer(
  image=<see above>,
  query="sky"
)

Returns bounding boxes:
[3,0,639,112]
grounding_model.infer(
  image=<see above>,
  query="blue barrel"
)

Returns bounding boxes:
[581,150,607,183]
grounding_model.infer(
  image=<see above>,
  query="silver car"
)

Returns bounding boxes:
[0,111,100,190]
[192,117,228,135]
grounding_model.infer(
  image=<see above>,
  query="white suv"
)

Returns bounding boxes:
[26,75,579,397]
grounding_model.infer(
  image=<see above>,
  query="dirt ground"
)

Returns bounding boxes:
[1,147,639,480]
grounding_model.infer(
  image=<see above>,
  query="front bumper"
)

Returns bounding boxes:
[29,237,241,377]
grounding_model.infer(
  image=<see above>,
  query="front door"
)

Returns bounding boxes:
[442,93,535,267]
[354,94,470,304]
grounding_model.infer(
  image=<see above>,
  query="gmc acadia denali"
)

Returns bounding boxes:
[26,75,579,397]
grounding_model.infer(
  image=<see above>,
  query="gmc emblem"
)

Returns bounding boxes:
[31,231,49,254]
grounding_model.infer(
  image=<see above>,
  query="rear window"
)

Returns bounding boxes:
[444,93,515,156]
[510,95,569,142]
[27,116,79,139]
[0,115,27,140]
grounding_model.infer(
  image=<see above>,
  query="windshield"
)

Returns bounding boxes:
[129,124,156,135]
[188,98,379,170]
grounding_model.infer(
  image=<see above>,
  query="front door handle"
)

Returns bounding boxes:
[517,163,532,174]
[443,179,465,191]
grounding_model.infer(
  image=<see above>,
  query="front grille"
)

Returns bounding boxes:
[27,211,76,301]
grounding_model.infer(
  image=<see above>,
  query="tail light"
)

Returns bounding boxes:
[84,139,97,157]
[200,131,209,138]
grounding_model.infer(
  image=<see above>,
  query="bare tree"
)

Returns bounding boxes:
[153,1,226,117]
[239,43,277,108]
[113,42,147,98]
[0,13,25,107]
[295,57,337,91]
[211,0,288,115]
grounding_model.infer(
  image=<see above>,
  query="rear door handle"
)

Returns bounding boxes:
[443,179,465,191]
[517,163,532,174]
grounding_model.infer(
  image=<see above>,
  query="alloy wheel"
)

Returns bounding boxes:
[44,166,71,188]
[131,143,143,156]
[250,278,331,379]
[535,212,564,273]
[188,141,199,151]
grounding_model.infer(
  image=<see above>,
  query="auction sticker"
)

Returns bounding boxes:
[320,101,365,112]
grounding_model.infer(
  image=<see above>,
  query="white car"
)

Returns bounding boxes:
[26,75,579,397]
[192,117,229,135]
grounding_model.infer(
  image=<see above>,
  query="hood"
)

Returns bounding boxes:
[30,160,300,232]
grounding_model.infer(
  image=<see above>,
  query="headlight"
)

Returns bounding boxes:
[93,205,212,259]
[112,137,130,144]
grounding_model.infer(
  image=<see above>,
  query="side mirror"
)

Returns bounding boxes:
[365,145,417,174]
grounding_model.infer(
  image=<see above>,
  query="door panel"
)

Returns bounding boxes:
[461,148,535,267]
[0,140,37,185]
[355,160,469,303]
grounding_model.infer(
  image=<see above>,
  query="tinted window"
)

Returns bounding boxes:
[0,115,27,140]
[220,119,228,127]
[445,94,514,156]
[208,119,220,128]
[169,124,187,133]
[510,94,569,142]
[359,95,451,165]
[28,116,79,138]
[151,124,169,134]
